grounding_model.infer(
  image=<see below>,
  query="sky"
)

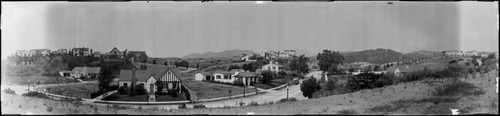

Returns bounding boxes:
[1,1,498,60]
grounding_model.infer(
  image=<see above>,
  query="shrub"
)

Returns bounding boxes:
[278,98,297,103]
[22,91,50,99]
[134,84,147,95]
[118,86,129,94]
[193,104,206,109]
[109,85,119,91]
[433,80,480,96]
[248,101,259,106]
[3,88,16,95]
[300,77,321,98]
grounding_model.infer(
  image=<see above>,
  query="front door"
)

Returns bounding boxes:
[168,83,173,90]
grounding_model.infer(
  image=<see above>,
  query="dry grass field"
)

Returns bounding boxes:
[34,83,99,99]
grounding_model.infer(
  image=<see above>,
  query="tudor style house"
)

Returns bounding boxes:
[118,67,182,95]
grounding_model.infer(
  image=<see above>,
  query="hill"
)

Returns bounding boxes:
[294,49,316,57]
[182,49,257,59]
[404,50,442,60]
[342,48,409,64]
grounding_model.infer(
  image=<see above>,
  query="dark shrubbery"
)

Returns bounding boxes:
[109,85,119,91]
[193,104,206,109]
[133,84,147,95]
[22,91,51,99]
[300,77,321,98]
[118,86,129,94]
[278,98,298,103]
[433,79,485,96]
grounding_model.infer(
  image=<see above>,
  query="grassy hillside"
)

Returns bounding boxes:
[343,48,410,64]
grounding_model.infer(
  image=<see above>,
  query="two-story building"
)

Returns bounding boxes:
[71,47,92,56]
[261,61,285,73]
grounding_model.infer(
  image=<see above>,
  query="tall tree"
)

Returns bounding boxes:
[290,54,310,75]
[164,61,168,66]
[152,59,157,64]
[98,66,115,93]
[317,49,344,74]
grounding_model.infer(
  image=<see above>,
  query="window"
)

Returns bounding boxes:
[124,83,128,88]
[224,75,231,80]
[216,75,221,79]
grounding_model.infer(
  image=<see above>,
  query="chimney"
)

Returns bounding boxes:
[131,69,136,91]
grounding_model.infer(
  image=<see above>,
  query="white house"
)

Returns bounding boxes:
[240,54,257,62]
[261,61,284,73]
[70,67,101,78]
[194,71,259,86]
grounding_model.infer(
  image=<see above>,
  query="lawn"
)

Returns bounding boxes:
[2,75,79,85]
[36,83,99,99]
[182,81,256,100]
[103,93,187,102]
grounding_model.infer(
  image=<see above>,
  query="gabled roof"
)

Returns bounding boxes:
[119,63,181,82]
[72,67,101,74]
[110,47,121,52]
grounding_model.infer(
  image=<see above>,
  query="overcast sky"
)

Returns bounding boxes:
[2,1,498,59]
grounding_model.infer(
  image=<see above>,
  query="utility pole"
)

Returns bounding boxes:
[286,83,289,100]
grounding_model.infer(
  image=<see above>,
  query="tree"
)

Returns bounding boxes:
[317,50,344,74]
[228,65,241,71]
[98,66,115,93]
[300,77,321,98]
[289,54,310,75]
[152,60,157,64]
[242,63,254,72]
[260,70,276,84]
[164,61,168,66]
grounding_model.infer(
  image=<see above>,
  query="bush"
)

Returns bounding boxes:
[248,101,259,106]
[193,104,206,109]
[118,86,128,94]
[102,94,119,100]
[134,84,147,95]
[278,98,297,103]
[300,77,321,98]
[3,88,16,95]
[22,91,50,99]
[433,80,483,96]
[109,85,119,91]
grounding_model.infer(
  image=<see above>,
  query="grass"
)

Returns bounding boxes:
[182,81,255,100]
[253,84,274,89]
[37,83,99,99]
[103,93,187,102]
[433,79,485,96]
[2,75,79,85]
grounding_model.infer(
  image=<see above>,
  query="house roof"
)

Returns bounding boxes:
[119,63,181,82]
[72,67,101,74]
[235,72,258,77]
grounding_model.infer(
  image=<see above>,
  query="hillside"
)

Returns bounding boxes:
[404,50,442,60]
[182,49,257,59]
[294,49,316,57]
[342,48,409,64]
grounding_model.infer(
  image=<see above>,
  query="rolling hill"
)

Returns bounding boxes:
[182,49,257,59]
[342,48,410,64]
[404,50,442,60]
